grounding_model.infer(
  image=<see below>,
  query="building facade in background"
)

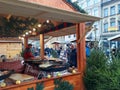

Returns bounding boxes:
[45,0,120,50]
[50,0,102,44]
[101,0,120,49]
[77,0,102,41]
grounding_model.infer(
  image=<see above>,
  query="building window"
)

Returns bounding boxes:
[110,6,115,15]
[110,18,116,27]
[94,0,99,4]
[104,23,108,32]
[94,8,98,16]
[87,0,92,6]
[118,4,120,14]
[118,21,120,31]
[104,8,108,17]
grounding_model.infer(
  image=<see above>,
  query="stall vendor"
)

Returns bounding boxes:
[23,44,35,60]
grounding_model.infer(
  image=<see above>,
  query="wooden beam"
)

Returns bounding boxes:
[40,34,44,59]
[44,36,53,44]
[24,37,28,49]
[76,23,86,73]
[77,21,94,44]
[76,23,86,90]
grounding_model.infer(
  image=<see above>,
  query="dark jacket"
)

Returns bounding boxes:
[69,48,77,67]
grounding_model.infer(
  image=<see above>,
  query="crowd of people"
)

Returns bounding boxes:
[23,43,77,67]
[22,43,93,68]
[44,44,77,67]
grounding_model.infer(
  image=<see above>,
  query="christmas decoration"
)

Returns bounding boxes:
[0,16,38,37]
[54,78,74,90]
[27,82,44,90]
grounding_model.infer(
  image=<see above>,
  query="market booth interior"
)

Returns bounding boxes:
[0,0,100,90]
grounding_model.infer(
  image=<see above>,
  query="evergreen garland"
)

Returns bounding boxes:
[27,87,34,90]
[36,82,44,90]
[0,16,38,37]
[54,78,74,90]
[0,16,55,37]
[27,82,44,90]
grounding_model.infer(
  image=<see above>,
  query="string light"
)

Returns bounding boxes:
[23,34,25,37]
[46,20,50,23]
[38,24,42,27]
[29,31,32,33]
[33,28,36,31]
[20,20,52,37]
[26,32,28,35]
[19,36,21,39]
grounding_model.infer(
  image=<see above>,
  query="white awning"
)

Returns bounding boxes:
[107,34,120,41]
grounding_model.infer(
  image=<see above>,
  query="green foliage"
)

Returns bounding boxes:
[27,82,44,90]
[36,82,44,90]
[0,16,38,37]
[54,78,74,90]
[84,49,120,90]
[27,87,34,90]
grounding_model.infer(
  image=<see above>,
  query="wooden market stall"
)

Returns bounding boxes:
[0,0,100,90]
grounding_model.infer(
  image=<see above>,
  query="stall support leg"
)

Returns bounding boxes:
[76,23,86,90]
[40,34,44,59]
[24,37,28,49]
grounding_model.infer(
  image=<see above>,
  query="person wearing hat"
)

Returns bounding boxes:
[23,44,35,60]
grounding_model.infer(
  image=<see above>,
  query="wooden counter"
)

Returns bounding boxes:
[1,72,84,90]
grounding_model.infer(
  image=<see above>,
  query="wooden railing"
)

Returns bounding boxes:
[1,73,84,90]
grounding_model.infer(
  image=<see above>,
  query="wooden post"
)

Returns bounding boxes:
[76,23,86,90]
[24,37,28,49]
[76,23,86,73]
[40,34,44,59]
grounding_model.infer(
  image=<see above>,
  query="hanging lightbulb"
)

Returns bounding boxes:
[38,24,42,27]
[26,32,28,35]
[29,31,32,33]
[19,36,21,39]
[33,28,36,31]
[46,20,50,23]
[23,34,25,37]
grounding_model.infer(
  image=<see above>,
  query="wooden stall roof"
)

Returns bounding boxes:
[0,0,101,23]
[21,0,77,12]
[0,0,101,38]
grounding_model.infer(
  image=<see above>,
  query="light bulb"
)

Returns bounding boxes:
[23,34,25,37]
[18,36,21,39]
[26,32,28,35]
[38,24,41,27]
[33,28,36,31]
[29,31,32,33]
[46,20,50,23]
